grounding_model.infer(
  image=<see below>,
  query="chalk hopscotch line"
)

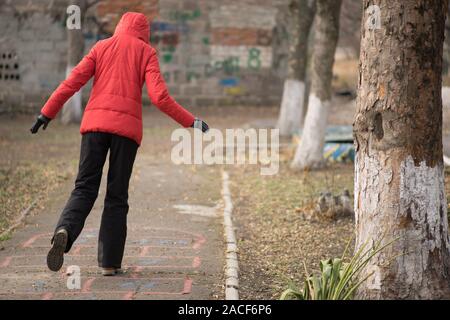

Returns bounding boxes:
[22,232,206,250]
[0,276,193,300]
[0,255,202,269]
[0,227,206,299]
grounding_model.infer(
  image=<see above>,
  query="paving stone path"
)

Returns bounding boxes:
[0,148,224,300]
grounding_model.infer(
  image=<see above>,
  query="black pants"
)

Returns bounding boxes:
[55,132,138,268]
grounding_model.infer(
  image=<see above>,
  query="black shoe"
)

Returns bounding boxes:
[47,229,68,272]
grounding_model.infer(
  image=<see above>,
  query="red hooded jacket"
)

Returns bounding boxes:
[41,12,195,145]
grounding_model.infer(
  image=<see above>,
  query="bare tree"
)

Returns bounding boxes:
[291,0,342,169]
[61,0,99,124]
[276,0,316,136]
[354,0,450,299]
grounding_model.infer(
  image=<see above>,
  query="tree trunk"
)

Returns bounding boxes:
[277,0,316,137]
[443,2,450,75]
[354,0,450,299]
[291,0,342,169]
[61,0,87,124]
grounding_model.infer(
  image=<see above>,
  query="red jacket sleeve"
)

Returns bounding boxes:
[145,48,195,127]
[41,45,97,119]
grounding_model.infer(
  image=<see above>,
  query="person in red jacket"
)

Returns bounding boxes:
[30,12,209,275]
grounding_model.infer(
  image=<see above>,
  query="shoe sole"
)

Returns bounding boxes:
[47,232,67,272]
[101,268,125,276]
[102,270,116,276]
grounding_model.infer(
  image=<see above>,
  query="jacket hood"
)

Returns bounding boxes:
[114,12,150,43]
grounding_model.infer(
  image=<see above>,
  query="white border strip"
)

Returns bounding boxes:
[222,171,239,300]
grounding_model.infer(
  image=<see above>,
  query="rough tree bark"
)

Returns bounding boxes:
[443,2,450,75]
[291,0,342,169]
[61,0,87,124]
[354,0,450,299]
[277,0,316,136]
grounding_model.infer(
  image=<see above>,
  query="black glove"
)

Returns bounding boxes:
[30,114,51,134]
[191,118,209,133]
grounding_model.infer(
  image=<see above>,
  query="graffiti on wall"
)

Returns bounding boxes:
[151,21,183,65]
[168,8,201,23]
[93,2,279,97]
[207,5,277,94]
[209,4,276,70]
[0,0,289,112]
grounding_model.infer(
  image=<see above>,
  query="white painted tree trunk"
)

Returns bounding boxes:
[290,0,342,170]
[355,154,450,298]
[291,94,328,169]
[354,0,450,299]
[277,79,305,136]
[61,66,83,124]
[61,0,86,124]
[276,0,316,136]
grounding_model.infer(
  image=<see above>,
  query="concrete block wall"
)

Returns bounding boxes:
[0,0,291,114]
[0,1,68,113]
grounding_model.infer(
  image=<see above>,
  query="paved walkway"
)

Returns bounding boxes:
[0,148,224,299]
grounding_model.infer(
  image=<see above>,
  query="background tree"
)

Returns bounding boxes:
[61,0,100,124]
[61,0,88,124]
[354,0,450,299]
[443,2,450,75]
[276,0,316,137]
[291,0,343,169]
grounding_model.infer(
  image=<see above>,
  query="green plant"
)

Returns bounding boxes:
[280,237,397,300]
[0,231,11,242]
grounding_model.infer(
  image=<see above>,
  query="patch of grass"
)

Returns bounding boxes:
[0,162,74,234]
[280,237,397,300]
[0,115,80,235]
[231,162,354,300]
[235,161,450,300]
[0,231,11,242]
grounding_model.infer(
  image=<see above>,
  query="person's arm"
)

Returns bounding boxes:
[31,45,97,133]
[42,45,96,119]
[145,48,203,129]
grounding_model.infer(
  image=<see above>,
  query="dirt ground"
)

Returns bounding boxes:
[231,163,354,300]
[228,96,356,300]
[227,93,450,300]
